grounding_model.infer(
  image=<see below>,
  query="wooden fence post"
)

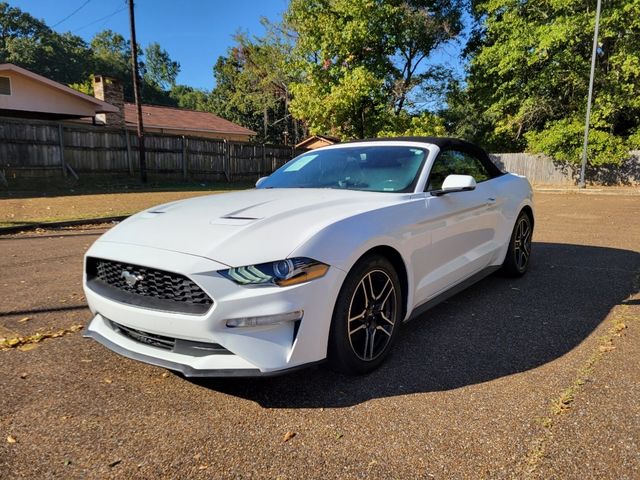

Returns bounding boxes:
[252,144,257,178]
[223,139,231,182]
[125,129,134,176]
[58,123,66,177]
[181,135,188,180]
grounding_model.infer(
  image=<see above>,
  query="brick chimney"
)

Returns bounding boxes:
[93,75,125,128]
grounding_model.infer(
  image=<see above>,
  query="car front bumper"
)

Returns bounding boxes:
[83,241,346,377]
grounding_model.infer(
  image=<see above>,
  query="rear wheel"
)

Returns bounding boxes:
[501,210,533,277]
[327,255,401,375]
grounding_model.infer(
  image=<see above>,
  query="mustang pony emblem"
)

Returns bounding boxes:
[121,270,144,287]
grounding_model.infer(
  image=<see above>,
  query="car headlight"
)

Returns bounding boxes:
[219,257,329,286]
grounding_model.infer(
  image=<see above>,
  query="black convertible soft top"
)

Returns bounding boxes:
[347,136,505,177]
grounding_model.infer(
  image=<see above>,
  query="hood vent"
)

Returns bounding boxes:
[220,215,259,220]
[210,215,260,226]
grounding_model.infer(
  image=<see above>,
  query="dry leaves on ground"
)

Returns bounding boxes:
[282,431,296,442]
[0,324,83,351]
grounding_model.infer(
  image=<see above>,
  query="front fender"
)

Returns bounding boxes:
[290,200,424,320]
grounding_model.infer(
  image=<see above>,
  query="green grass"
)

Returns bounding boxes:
[0,174,254,199]
[0,211,134,229]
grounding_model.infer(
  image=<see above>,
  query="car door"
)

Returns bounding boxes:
[412,149,500,304]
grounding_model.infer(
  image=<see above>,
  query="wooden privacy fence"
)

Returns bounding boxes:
[491,153,576,185]
[491,152,640,186]
[0,116,304,183]
[1,116,639,186]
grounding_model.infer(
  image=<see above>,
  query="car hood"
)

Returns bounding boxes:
[96,188,401,266]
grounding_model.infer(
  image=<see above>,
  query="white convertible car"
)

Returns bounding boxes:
[83,137,533,376]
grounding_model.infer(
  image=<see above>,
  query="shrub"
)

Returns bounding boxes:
[525,118,629,166]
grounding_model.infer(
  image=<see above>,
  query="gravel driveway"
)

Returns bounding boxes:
[1,192,639,479]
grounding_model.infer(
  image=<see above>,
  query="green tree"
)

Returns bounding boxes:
[0,2,93,85]
[144,42,180,90]
[285,0,463,139]
[91,30,178,105]
[378,111,447,137]
[90,30,131,79]
[461,0,640,165]
[169,84,211,111]
[210,23,301,144]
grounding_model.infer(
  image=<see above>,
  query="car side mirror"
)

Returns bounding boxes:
[431,174,476,196]
[255,176,269,188]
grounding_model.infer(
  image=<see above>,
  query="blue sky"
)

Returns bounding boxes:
[9,0,466,92]
[9,0,289,90]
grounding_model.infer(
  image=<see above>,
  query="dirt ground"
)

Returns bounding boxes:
[0,192,639,479]
[1,185,638,229]
[0,190,225,228]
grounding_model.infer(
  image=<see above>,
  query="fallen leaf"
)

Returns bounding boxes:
[335,433,344,440]
[7,435,16,444]
[108,459,122,468]
[104,379,113,384]
[64,459,71,466]
[19,372,28,379]
[282,431,296,442]
[599,345,616,353]
[18,317,30,323]
[198,465,209,470]
[18,343,39,352]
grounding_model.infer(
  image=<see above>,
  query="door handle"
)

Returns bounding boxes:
[486,197,496,205]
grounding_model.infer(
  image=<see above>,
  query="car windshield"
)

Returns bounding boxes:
[258,145,428,193]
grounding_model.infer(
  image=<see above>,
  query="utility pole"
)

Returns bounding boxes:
[579,0,602,188]
[128,0,147,183]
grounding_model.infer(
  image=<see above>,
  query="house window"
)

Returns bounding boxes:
[0,76,10,95]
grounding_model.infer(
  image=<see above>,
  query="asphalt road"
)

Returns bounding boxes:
[1,192,639,479]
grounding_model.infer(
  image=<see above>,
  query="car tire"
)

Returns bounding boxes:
[327,255,401,375]
[500,210,533,277]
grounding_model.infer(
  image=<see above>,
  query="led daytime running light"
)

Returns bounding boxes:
[226,310,304,328]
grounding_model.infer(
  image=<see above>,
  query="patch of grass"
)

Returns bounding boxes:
[0,211,132,228]
[551,386,576,415]
[520,301,636,475]
[0,175,253,199]
[525,439,546,471]
[0,186,250,229]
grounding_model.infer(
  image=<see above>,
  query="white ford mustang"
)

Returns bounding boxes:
[83,137,533,377]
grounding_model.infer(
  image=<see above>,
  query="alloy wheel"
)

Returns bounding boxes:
[347,269,397,361]
[514,215,532,271]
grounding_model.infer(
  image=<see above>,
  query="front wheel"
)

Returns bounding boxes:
[501,210,533,277]
[327,255,401,375]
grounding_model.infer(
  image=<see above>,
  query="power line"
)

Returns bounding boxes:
[72,5,127,33]
[52,0,93,28]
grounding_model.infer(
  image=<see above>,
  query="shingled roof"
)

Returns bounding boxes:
[123,103,255,136]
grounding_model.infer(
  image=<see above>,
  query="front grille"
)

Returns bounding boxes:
[86,257,213,314]
[110,320,231,356]
[114,323,175,350]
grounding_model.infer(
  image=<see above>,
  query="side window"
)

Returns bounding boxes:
[426,150,492,191]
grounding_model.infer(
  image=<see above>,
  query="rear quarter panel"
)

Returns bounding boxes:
[490,173,534,265]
